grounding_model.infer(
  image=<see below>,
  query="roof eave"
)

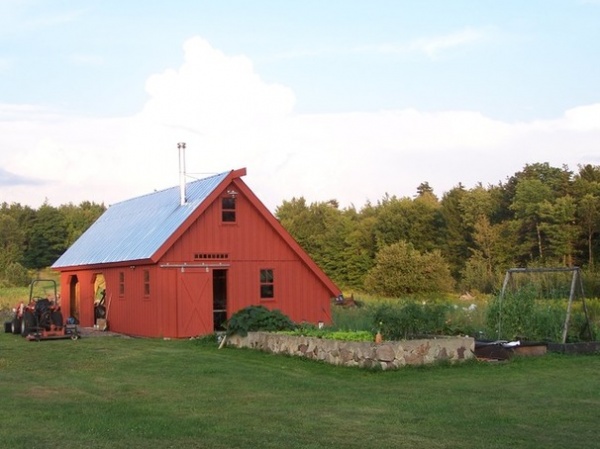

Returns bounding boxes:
[52,258,155,272]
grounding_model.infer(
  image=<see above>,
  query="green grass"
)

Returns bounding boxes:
[0,333,599,448]
[0,269,60,311]
[0,286,28,311]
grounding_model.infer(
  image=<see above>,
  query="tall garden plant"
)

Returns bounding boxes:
[485,286,588,342]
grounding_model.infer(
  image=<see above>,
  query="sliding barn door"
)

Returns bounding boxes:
[176,269,213,337]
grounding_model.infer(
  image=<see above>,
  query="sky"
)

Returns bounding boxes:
[1,0,600,211]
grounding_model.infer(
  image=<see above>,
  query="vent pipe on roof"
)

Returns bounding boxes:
[177,142,187,206]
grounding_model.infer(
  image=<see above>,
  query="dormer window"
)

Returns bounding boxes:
[222,197,236,222]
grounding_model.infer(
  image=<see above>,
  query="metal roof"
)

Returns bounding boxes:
[52,171,230,268]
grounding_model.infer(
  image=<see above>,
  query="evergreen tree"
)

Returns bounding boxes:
[23,203,68,270]
[0,214,24,271]
[439,184,470,279]
[510,178,554,261]
[59,201,106,247]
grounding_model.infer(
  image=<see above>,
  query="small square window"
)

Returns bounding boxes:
[260,269,274,299]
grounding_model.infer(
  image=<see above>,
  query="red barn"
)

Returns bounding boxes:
[52,168,340,337]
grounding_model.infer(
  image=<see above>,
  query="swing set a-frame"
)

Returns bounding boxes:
[498,267,594,344]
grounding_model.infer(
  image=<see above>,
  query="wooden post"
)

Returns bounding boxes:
[561,270,578,344]
[498,271,512,339]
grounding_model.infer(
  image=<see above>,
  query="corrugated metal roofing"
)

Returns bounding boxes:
[52,171,230,268]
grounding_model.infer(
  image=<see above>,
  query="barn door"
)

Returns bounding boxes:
[176,270,213,337]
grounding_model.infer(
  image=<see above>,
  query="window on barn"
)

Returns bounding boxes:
[119,272,125,296]
[222,197,236,223]
[143,270,150,296]
[260,269,274,299]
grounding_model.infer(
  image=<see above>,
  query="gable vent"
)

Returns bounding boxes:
[194,253,229,260]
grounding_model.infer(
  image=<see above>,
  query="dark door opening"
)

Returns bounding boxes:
[69,275,80,322]
[213,269,227,332]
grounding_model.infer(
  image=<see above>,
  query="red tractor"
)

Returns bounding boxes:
[8,279,79,341]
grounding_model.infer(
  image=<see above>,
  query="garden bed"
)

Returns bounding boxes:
[474,340,548,360]
[226,332,474,370]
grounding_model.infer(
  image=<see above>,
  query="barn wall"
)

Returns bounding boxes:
[59,266,179,337]
[99,266,168,338]
[161,182,334,334]
[227,260,333,325]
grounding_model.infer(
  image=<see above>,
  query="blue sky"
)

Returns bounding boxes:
[1,0,600,209]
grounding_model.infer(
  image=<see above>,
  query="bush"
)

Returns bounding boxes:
[364,241,454,296]
[226,305,295,337]
[331,302,375,331]
[372,301,449,340]
[3,262,29,287]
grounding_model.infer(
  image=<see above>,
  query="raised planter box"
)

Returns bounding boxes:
[474,340,548,360]
[226,332,475,370]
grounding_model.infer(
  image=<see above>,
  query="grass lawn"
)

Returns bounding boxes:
[0,333,599,449]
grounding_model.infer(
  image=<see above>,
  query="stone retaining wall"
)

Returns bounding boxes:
[226,332,475,370]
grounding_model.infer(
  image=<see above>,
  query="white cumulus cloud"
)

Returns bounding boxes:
[1,36,599,210]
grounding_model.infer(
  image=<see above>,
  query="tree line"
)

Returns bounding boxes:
[0,201,106,286]
[2,162,599,296]
[275,163,600,296]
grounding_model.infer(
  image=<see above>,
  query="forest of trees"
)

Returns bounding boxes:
[275,163,600,296]
[1,162,600,296]
[0,200,106,286]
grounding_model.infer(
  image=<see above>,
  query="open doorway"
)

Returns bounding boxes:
[213,269,227,332]
[69,275,80,322]
[92,273,106,325]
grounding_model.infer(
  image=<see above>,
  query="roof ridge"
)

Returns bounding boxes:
[111,171,229,207]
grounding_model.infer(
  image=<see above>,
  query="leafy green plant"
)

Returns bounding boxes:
[278,328,374,342]
[372,301,449,340]
[331,301,375,331]
[225,305,295,336]
[444,303,486,338]
[485,287,592,342]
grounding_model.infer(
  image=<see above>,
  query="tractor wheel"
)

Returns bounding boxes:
[11,318,21,335]
[4,321,12,333]
[51,311,64,327]
[21,311,36,337]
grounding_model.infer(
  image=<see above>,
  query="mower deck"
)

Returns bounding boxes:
[25,324,80,341]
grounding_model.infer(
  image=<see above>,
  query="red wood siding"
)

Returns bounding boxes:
[161,181,334,329]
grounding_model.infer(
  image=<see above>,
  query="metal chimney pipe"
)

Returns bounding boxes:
[177,142,186,206]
